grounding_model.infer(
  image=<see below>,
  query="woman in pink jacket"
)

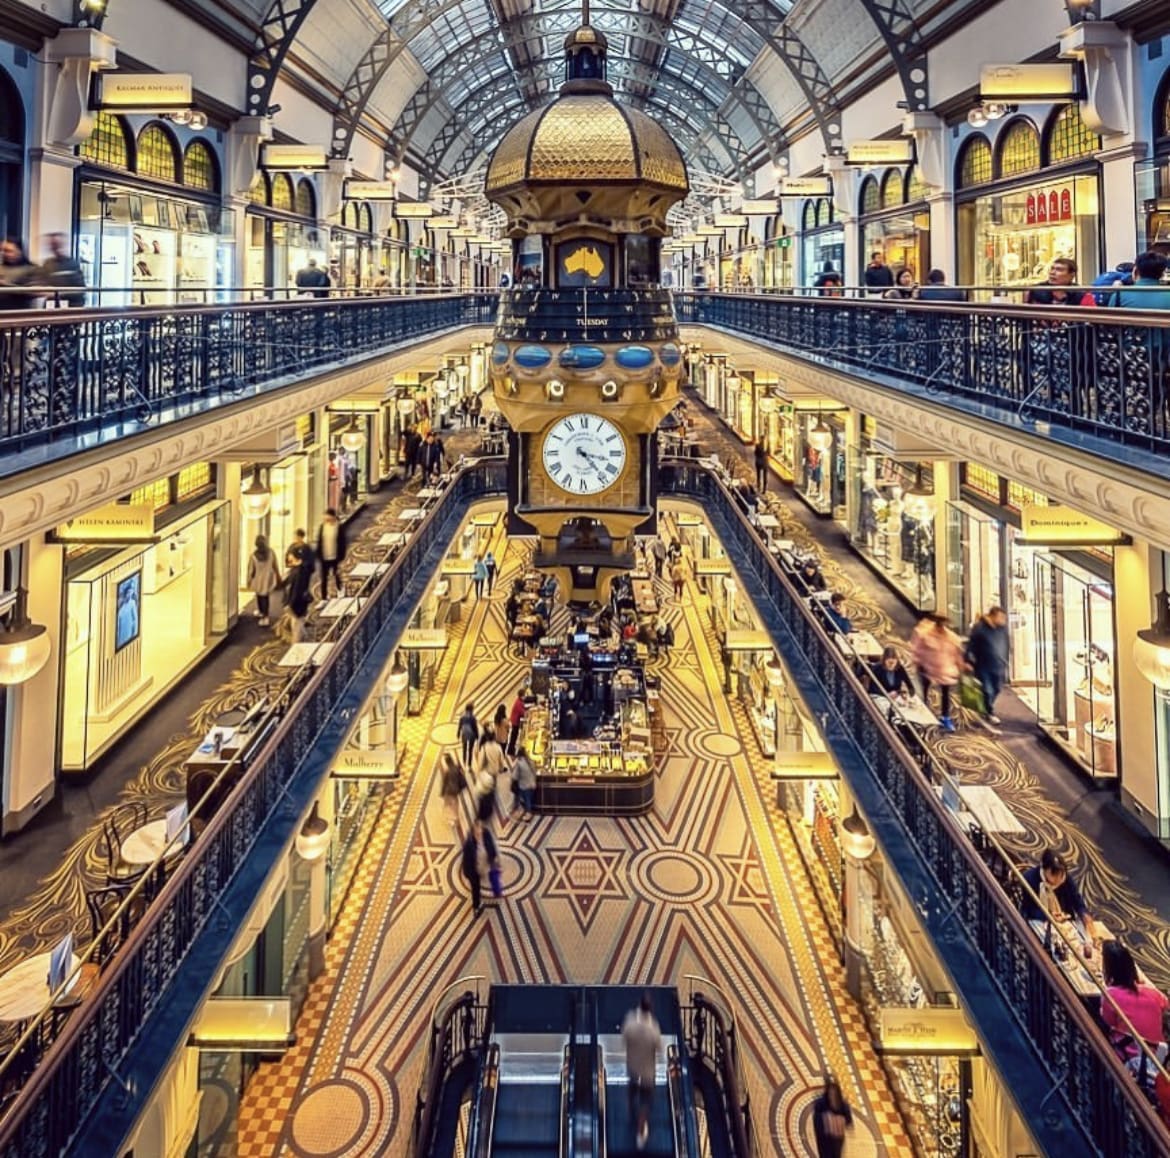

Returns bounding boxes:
[911,613,964,732]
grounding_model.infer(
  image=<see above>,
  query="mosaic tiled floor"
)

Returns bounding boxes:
[233,521,912,1157]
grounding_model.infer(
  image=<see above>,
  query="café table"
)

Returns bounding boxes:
[278,642,336,668]
[0,951,81,1023]
[1028,918,1116,1003]
[318,597,366,619]
[417,487,442,501]
[959,785,1026,835]
[349,562,390,579]
[835,631,885,660]
[397,507,425,523]
[807,590,834,604]
[377,532,407,549]
[120,818,189,867]
[874,694,938,729]
[756,514,781,533]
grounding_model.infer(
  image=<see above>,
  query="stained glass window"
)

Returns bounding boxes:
[962,464,999,501]
[1163,89,1170,139]
[129,478,171,512]
[177,463,213,500]
[958,136,992,189]
[271,173,294,211]
[881,169,903,208]
[997,120,1041,179]
[1047,105,1099,164]
[860,177,880,215]
[182,141,217,191]
[295,178,316,219]
[1006,481,1047,510]
[136,124,179,182]
[247,174,267,205]
[359,204,373,233]
[79,112,131,170]
[906,167,927,203]
[815,198,832,227]
[802,200,816,231]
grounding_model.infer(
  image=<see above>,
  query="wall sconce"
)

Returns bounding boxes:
[166,109,208,131]
[968,102,1015,128]
[546,379,565,400]
[0,588,51,686]
[241,467,272,520]
[295,802,330,862]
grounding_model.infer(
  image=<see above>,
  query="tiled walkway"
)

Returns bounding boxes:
[231,511,911,1158]
[682,392,1170,994]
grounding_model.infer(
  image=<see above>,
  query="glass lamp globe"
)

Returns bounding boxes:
[295,803,330,862]
[807,419,834,453]
[840,804,876,861]
[765,654,785,690]
[1134,591,1170,691]
[0,614,51,686]
[340,418,366,453]
[241,470,271,520]
[905,483,936,523]
[386,654,409,696]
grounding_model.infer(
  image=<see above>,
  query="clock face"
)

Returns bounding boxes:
[541,414,627,495]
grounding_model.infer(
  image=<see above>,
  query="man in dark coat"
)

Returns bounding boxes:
[966,606,1010,724]
[460,820,498,917]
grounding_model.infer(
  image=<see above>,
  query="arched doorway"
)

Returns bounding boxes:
[0,67,24,240]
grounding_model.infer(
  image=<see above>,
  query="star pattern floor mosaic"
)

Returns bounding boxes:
[231,522,913,1158]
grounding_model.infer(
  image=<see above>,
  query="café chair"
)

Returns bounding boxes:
[102,802,149,888]
[86,883,143,965]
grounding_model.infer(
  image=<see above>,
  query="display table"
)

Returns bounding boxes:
[0,951,81,1023]
[120,818,190,866]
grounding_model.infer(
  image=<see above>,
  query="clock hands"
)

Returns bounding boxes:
[575,445,604,472]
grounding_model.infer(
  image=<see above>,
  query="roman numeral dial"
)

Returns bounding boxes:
[541,414,627,496]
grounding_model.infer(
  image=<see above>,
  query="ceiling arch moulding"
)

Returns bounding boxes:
[388,10,783,170]
[332,0,840,164]
[246,0,330,120]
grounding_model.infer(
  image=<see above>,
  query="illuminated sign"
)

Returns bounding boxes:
[191,997,293,1050]
[980,62,1078,101]
[1018,503,1126,546]
[398,627,448,649]
[714,213,747,228]
[100,73,191,111]
[262,144,328,170]
[394,202,435,218]
[878,1007,980,1056]
[772,750,837,780]
[429,216,457,230]
[847,140,914,166]
[740,199,779,215]
[332,748,398,778]
[344,180,398,201]
[54,503,156,542]
[780,178,831,196]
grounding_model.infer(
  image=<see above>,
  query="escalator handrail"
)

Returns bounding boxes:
[688,994,754,1158]
[559,1044,574,1158]
[665,1044,691,1158]
[470,1044,501,1158]
[596,1043,608,1158]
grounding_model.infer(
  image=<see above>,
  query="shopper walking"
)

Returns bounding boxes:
[294,258,330,299]
[418,429,447,482]
[966,606,1010,725]
[315,508,348,598]
[472,556,488,600]
[507,691,527,755]
[862,251,894,294]
[670,557,688,601]
[246,534,281,626]
[460,820,498,917]
[458,702,479,769]
[493,702,510,747]
[483,550,498,595]
[511,746,538,820]
[477,726,510,816]
[40,233,86,306]
[621,993,663,1151]
[753,441,768,491]
[284,544,314,642]
[0,239,40,308]
[911,613,965,732]
[403,427,422,480]
[438,751,465,830]
[812,1076,853,1158]
[651,537,666,579]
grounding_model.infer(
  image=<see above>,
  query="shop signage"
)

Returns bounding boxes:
[772,750,837,780]
[877,1007,980,1056]
[394,202,435,218]
[980,62,1077,101]
[331,748,398,778]
[398,627,448,649]
[53,503,156,543]
[780,178,831,197]
[262,144,328,170]
[191,996,292,1049]
[99,73,192,111]
[697,225,723,236]
[344,180,398,201]
[1018,504,1126,546]
[1025,187,1073,225]
[847,140,914,166]
[429,216,457,230]
[740,199,778,215]
[714,213,747,228]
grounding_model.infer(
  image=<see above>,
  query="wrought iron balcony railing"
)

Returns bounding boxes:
[0,293,497,476]
[495,287,678,344]
[0,457,1162,1157]
[674,290,1170,459]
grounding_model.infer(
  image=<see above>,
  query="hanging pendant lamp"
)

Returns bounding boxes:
[241,468,271,520]
[0,588,52,686]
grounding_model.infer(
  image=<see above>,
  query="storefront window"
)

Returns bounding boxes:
[860,178,881,215]
[1134,157,1170,256]
[295,178,316,220]
[961,463,999,502]
[881,169,903,208]
[996,119,1041,179]
[945,501,1002,630]
[802,196,845,286]
[271,174,294,213]
[0,67,24,241]
[135,123,179,183]
[796,410,846,517]
[79,111,131,170]
[906,166,928,204]
[247,174,267,205]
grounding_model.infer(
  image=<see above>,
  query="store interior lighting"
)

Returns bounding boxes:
[967,101,1016,128]
[340,415,366,453]
[0,588,52,686]
[294,802,330,862]
[166,109,208,131]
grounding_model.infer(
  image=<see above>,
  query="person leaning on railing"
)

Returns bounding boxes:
[1023,258,1094,307]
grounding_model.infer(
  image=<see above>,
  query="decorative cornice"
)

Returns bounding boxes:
[0,329,490,552]
[684,324,1170,551]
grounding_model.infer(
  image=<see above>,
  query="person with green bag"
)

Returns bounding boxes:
[965,607,1010,725]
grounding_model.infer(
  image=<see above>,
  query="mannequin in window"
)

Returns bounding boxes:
[859,466,879,549]
[886,486,904,574]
